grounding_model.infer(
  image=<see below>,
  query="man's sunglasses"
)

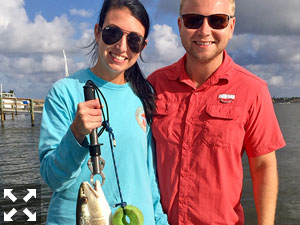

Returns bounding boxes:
[181,14,234,30]
[99,25,146,53]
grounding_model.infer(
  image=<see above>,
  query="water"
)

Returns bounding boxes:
[241,104,300,224]
[0,104,299,224]
[0,113,51,224]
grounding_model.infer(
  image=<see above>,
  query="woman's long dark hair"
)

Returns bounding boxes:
[88,0,155,125]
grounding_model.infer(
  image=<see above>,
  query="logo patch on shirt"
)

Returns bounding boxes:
[135,106,146,132]
[218,94,235,103]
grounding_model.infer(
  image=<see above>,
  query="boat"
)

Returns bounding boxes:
[1,92,27,110]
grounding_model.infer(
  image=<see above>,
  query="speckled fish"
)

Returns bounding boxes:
[76,180,112,225]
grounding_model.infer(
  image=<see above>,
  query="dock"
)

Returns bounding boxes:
[0,96,44,127]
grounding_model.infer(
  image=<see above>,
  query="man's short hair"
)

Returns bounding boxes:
[180,0,236,16]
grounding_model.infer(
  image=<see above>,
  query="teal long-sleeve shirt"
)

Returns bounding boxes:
[39,68,169,225]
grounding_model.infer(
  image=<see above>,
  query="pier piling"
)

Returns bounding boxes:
[30,99,35,126]
[0,97,43,127]
[0,96,4,127]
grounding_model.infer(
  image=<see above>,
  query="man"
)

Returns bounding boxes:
[148,0,286,224]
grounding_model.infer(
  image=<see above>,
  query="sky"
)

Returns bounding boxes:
[0,0,299,99]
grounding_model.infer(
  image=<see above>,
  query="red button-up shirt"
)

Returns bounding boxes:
[148,51,285,225]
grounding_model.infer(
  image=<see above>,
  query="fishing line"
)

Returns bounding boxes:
[94,85,108,137]
[87,80,127,211]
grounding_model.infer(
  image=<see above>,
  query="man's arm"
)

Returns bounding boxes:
[248,151,278,225]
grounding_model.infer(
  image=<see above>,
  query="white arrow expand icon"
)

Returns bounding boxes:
[4,208,17,221]
[4,189,17,202]
[23,208,36,221]
[23,189,36,202]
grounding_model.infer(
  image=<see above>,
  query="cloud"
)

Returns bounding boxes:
[0,0,90,98]
[0,1,78,54]
[234,0,300,35]
[0,53,87,98]
[242,63,300,96]
[141,24,185,76]
[269,76,284,86]
[228,34,299,65]
[227,33,299,94]
[70,8,93,18]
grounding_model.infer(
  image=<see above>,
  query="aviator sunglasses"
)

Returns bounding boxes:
[99,25,146,53]
[181,14,234,29]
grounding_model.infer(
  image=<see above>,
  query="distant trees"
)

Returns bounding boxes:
[273,97,300,103]
[1,90,15,94]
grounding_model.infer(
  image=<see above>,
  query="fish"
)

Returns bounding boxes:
[76,180,112,225]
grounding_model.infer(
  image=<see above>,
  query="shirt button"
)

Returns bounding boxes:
[194,92,199,95]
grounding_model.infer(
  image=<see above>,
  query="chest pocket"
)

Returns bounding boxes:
[152,101,180,143]
[155,101,178,115]
[206,104,237,120]
[201,104,242,149]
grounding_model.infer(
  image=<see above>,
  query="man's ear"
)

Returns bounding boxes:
[177,17,182,31]
[229,17,236,39]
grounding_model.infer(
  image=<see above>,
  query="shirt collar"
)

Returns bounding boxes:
[210,50,233,84]
[164,55,187,81]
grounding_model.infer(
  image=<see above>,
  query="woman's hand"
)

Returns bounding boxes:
[71,99,102,144]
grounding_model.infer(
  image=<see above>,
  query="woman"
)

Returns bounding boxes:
[39,0,168,224]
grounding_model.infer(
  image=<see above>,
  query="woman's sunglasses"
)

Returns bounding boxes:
[181,14,234,30]
[99,25,146,53]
